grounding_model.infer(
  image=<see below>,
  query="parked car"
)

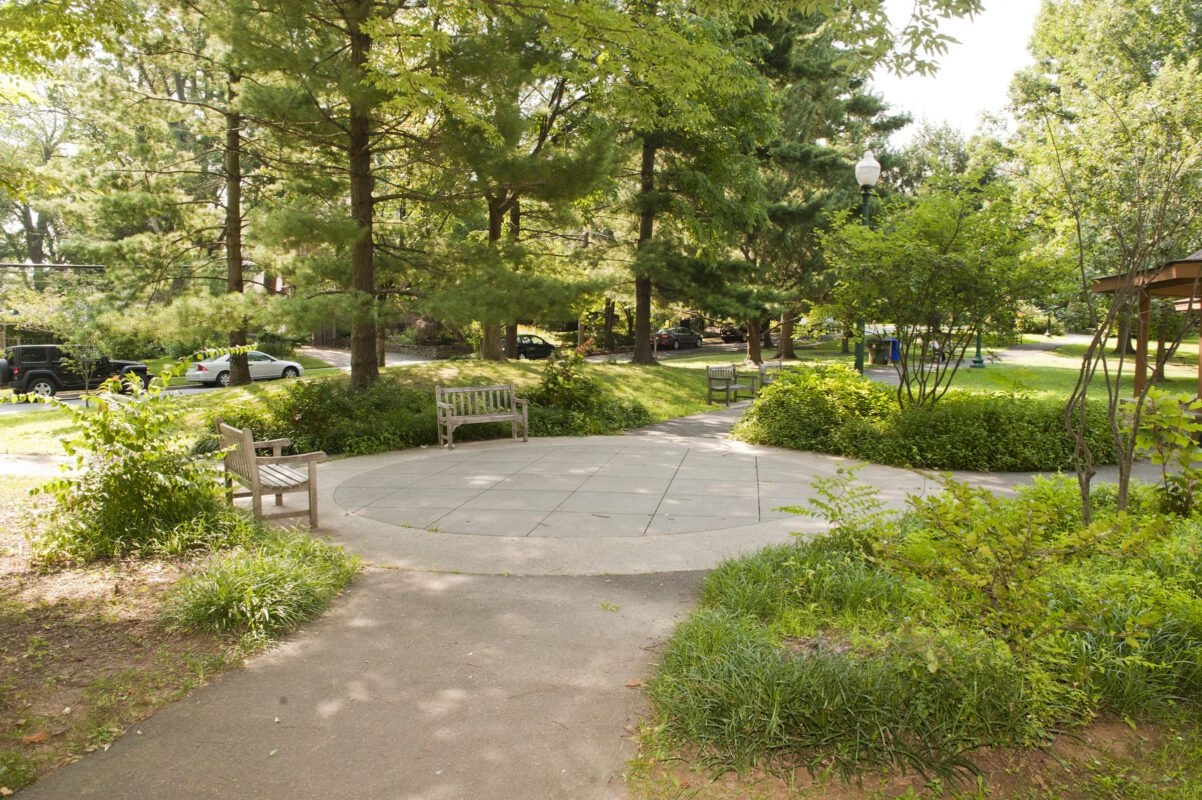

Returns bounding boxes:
[186,351,304,387]
[501,334,557,360]
[718,326,746,343]
[0,344,149,397]
[652,327,704,350]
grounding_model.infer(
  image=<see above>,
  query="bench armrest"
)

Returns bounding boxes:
[515,397,529,407]
[257,451,327,465]
[253,437,292,449]
[436,401,454,410]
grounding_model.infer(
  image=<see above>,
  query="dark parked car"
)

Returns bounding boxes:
[719,326,746,343]
[652,327,703,350]
[502,334,557,360]
[0,344,150,397]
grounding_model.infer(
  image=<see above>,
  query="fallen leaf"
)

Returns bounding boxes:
[624,679,643,688]
[1,786,14,796]
[20,732,46,744]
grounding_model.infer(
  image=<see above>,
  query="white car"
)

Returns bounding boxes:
[186,351,304,387]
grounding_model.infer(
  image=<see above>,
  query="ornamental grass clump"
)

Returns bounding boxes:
[647,470,1202,783]
[165,528,360,641]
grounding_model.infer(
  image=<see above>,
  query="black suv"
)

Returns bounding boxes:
[0,345,150,397]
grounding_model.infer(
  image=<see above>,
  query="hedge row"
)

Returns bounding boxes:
[731,364,1116,472]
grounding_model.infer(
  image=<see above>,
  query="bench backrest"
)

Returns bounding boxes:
[760,361,783,381]
[436,383,517,416]
[215,419,259,490]
[706,365,736,386]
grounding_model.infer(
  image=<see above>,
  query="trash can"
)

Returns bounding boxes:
[868,339,892,365]
[885,337,900,363]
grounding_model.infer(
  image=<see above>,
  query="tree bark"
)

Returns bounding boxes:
[505,202,520,357]
[746,319,763,364]
[602,299,616,351]
[348,13,379,388]
[779,308,796,360]
[480,193,508,360]
[632,139,657,365]
[225,74,251,387]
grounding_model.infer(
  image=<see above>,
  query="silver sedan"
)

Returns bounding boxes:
[186,351,304,387]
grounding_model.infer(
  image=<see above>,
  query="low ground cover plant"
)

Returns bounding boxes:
[732,363,1115,471]
[646,470,1202,783]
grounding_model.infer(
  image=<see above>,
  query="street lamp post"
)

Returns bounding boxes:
[971,329,985,368]
[853,150,881,375]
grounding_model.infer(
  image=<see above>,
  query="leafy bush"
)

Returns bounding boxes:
[216,358,652,456]
[164,527,360,641]
[28,366,227,562]
[648,474,1202,782]
[734,368,1115,471]
[731,364,895,453]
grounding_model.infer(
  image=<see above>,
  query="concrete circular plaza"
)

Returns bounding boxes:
[315,411,972,576]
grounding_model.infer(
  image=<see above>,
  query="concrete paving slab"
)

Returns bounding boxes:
[578,475,670,494]
[535,512,655,538]
[461,489,572,511]
[355,505,454,529]
[372,487,482,509]
[432,508,547,537]
[558,491,663,515]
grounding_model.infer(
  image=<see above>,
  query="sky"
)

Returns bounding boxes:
[870,0,1045,145]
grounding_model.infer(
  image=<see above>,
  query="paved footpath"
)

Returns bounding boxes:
[14,404,1156,800]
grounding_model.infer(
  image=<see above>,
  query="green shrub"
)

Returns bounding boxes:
[734,373,1116,471]
[164,527,360,640]
[29,365,227,563]
[732,364,895,453]
[215,358,652,456]
[648,475,1202,783]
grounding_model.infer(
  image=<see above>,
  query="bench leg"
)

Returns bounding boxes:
[308,463,319,528]
[252,491,262,519]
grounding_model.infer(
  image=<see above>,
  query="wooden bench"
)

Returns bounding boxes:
[706,365,757,406]
[436,383,529,449]
[758,360,784,387]
[215,419,326,527]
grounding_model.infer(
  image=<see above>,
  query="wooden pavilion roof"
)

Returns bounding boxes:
[1092,248,1202,297]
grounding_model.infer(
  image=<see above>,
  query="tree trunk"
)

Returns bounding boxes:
[1113,308,1137,355]
[347,16,378,388]
[505,202,520,357]
[225,74,252,387]
[779,308,796,360]
[632,139,657,365]
[480,193,508,361]
[746,319,763,364]
[1153,318,1167,382]
[625,308,634,337]
[761,322,773,349]
[577,319,586,349]
[602,299,616,351]
[377,323,388,369]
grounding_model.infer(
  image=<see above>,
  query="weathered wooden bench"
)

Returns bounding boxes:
[758,360,784,387]
[436,383,529,449]
[706,365,757,406]
[215,419,326,527]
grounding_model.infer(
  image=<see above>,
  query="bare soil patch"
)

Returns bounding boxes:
[0,479,239,794]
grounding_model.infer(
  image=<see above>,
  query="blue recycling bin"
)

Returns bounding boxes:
[885,337,900,363]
